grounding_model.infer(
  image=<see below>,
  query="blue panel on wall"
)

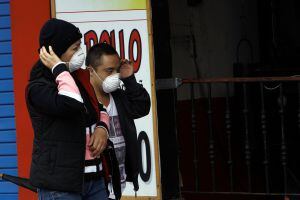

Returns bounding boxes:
[0,67,12,79]
[0,41,11,53]
[0,16,10,28]
[0,182,17,193]
[0,29,11,41]
[0,156,17,168]
[0,143,16,155]
[0,2,18,199]
[0,130,16,142]
[0,92,14,105]
[0,118,15,130]
[0,54,12,66]
[0,168,18,183]
[0,169,17,177]
[0,194,18,200]
[0,105,14,117]
[0,79,13,92]
[0,3,10,16]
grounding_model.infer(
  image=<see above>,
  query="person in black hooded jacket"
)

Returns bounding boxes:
[86,43,151,199]
[26,19,111,200]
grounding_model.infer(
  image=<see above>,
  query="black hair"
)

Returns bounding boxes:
[85,43,118,69]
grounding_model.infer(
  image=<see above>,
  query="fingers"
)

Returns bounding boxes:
[39,51,46,62]
[92,143,102,157]
[121,58,130,64]
[39,46,63,70]
[95,140,107,155]
[39,45,59,61]
[90,138,107,157]
[49,46,59,60]
[98,140,107,153]
[49,46,54,55]
[39,46,51,63]
[40,46,50,57]
[89,128,108,157]
[119,58,134,78]
[39,47,48,64]
[89,134,94,146]
[120,59,133,71]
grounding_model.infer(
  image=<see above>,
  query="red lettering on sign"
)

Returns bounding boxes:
[84,29,143,73]
[110,30,116,49]
[99,30,110,44]
[119,30,125,59]
[128,29,142,73]
[84,30,98,52]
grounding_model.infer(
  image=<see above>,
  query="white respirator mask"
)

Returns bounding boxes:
[68,47,85,72]
[93,70,121,93]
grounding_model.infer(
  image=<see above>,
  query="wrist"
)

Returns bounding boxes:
[52,63,69,78]
[51,61,65,72]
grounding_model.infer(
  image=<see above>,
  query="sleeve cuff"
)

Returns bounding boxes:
[52,63,69,78]
[96,121,109,132]
[121,74,142,91]
[51,62,66,73]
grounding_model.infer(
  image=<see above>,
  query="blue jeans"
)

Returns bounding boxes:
[38,178,108,200]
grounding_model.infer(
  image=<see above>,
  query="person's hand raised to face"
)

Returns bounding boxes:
[39,46,62,70]
[119,59,134,79]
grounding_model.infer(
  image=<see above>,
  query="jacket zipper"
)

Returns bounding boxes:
[81,107,87,193]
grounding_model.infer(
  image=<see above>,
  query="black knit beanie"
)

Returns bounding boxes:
[39,18,82,57]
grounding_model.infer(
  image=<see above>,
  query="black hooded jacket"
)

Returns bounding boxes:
[27,62,108,192]
[110,74,151,192]
[26,62,87,192]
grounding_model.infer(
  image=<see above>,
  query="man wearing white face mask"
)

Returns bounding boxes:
[86,43,151,199]
[26,19,111,200]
